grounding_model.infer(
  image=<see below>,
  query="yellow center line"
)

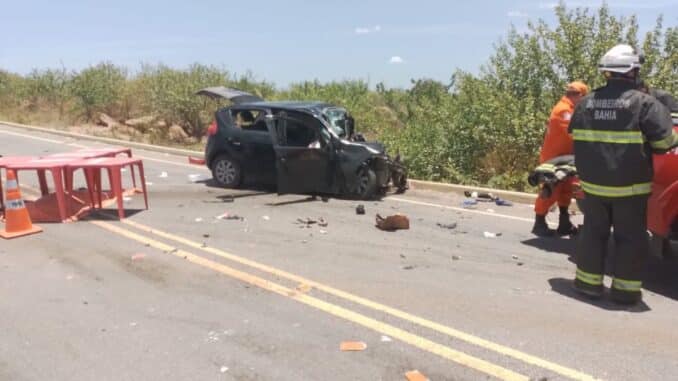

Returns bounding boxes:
[120,219,600,381]
[90,219,528,381]
[2,123,589,379]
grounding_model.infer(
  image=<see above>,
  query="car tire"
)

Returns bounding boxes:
[650,233,675,260]
[356,167,377,200]
[212,155,242,188]
[393,173,408,194]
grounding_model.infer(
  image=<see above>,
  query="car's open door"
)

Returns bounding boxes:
[267,111,334,195]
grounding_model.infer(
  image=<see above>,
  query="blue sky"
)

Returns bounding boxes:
[0,0,675,88]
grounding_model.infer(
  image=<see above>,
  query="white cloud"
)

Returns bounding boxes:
[507,10,529,17]
[354,25,382,35]
[389,56,404,64]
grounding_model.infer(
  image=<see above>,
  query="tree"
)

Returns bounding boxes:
[70,62,126,121]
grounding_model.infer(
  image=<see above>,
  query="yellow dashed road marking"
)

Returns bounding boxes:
[91,219,529,381]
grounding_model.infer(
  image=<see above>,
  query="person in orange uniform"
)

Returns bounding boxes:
[532,81,589,237]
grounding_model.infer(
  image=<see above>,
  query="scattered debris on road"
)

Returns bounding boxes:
[319,229,328,235]
[202,234,210,238]
[262,215,271,221]
[188,173,207,183]
[123,196,132,203]
[405,370,429,381]
[512,255,519,260]
[356,204,366,215]
[340,341,367,351]
[402,265,416,270]
[296,217,327,228]
[376,214,410,231]
[131,253,146,261]
[159,171,168,178]
[194,217,203,222]
[437,222,457,230]
[464,190,495,201]
[220,366,229,373]
[461,199,477,209]
[380,335,392,342]
[483,231,502,238]
[452,255,461,261]
[216,212,244,221]
[495,198,513,206]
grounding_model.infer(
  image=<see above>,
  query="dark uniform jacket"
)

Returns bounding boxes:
[650,88,678,113]
[569,79,677,198]
[649,88,678,126]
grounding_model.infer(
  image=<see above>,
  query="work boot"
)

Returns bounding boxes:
[572,278,604,299]
[556,208,578,236]
[531,214,555,237]
[610,288,642,305]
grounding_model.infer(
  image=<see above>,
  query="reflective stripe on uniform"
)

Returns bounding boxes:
[580,181,652,197]
[535,163,576,173]
[576,268,603,286]
[5,179,18,190]
[573,129,644,144]
[649,129,678,150]
[612,278,642,292]
[5,199,25,210]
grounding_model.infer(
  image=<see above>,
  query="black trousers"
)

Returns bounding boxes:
[576,194,648,296]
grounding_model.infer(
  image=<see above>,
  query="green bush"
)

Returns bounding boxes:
[70,62,126,121]
[24,68,72,117]
[138,64,275,137]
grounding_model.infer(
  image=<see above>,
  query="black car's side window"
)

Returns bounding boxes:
[231,109,267,132]
[281,117,319,148]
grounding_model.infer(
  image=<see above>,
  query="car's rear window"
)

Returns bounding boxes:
[231,109,267,132]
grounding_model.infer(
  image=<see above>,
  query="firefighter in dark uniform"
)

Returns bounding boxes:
[570,44,678,304]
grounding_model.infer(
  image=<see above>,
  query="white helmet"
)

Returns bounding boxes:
[598,44,643,74]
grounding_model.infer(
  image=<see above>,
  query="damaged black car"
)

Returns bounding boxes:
[198,87,407,199]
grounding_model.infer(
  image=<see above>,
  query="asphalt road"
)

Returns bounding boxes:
[1,123,678,381]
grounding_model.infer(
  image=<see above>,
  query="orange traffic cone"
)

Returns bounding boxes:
[0,170,42,239]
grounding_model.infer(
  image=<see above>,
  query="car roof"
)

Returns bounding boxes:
[233,101,337,111]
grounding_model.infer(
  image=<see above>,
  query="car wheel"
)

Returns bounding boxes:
[212,155,242,188]
[356,167,377,200]
[393,173,408,194]
[648,233,674,259]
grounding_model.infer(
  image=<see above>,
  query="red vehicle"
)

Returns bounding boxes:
[648,124,678,257]
[531,122,678,258]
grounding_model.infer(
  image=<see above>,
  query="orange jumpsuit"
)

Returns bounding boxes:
[535,96,575,215]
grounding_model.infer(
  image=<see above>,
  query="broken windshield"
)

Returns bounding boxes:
[322,107,348,137]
